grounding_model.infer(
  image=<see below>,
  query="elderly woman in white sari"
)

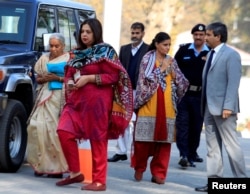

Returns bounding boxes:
[27,33,69,178]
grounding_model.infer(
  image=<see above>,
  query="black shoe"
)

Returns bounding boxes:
[47,174,63,178]
[194,155,203,163]
[34,172,44,177]
[108,154,127,162]
[178,156,188,167]
[188,160,196,167]
[195,185,208,192]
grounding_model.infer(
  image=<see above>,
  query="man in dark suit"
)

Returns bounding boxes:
[108,22,149,162]
[195,22,247,192]
[174,24,210,168]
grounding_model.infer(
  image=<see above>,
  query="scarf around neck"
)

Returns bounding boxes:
[66,43,133,139]
[68,43,119,68]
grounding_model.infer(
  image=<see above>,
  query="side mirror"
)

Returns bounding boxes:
[42,33,53,52]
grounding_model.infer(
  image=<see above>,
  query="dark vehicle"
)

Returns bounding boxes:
[0,0,95,172]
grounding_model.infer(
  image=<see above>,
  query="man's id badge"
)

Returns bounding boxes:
[74,70,81,81]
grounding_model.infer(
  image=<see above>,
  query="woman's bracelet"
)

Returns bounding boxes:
[95,74,101,86]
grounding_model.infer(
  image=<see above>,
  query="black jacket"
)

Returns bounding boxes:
[119,42,149,87]
[174,43,210,88]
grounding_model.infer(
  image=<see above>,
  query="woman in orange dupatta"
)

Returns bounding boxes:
[132,32,189,184]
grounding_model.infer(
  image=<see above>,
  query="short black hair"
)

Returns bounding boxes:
[131,22,145,32]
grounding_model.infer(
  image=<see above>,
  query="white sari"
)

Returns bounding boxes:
[27,53,69,174]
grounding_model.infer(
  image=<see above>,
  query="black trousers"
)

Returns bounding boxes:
[176,94,203,161]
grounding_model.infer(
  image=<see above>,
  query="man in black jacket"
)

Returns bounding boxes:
[108,22,149,162]
[174,24,210,167]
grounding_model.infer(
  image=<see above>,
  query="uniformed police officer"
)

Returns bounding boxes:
[174,24,210,167]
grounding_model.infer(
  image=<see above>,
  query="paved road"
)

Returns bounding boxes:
[0,132,249,194]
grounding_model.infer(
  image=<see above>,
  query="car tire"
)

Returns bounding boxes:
[0,99,27,172]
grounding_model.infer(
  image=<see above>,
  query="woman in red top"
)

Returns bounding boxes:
[55,18,133,191]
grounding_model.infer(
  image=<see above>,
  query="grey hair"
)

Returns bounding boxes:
[49,33,65,45]
[206,22,227,43]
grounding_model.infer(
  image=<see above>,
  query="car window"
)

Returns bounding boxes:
[58,7,77,51]
[78,9,95,24]
[35,5,56,51]
[0,3,30,43]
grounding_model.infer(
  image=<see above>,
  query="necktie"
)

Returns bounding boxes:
[204,50,214,104]
[205,50,214,78]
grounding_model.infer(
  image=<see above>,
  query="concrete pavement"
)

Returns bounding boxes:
[0,132,249,194]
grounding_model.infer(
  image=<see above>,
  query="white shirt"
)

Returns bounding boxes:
[212,43,224,63]
[131,41,143,56]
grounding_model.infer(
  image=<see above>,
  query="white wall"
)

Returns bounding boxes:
[103,0,122,54]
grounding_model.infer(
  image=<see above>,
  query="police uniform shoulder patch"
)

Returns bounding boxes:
[179,43,191,48]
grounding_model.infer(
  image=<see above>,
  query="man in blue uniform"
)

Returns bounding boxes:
[174,24,210,167]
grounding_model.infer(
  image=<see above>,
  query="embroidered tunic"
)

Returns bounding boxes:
[134,50,189,143]
[57,43,133,140]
